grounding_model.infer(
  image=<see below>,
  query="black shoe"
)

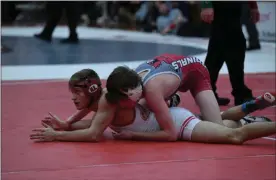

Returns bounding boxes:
[1,45,12,53]
[234,96,255,106]
[233,87,254,105]
[216,96,230,106]
[34,34,52,42]
[60,37,79,44]
[214,92,230,106]
[246,44,261,51]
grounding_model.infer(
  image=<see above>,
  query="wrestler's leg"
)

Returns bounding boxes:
[221,105,249,121]
[188,68,275,126]
[222,120,242,128]
[196,113,242,128]
[190,120,276,144]
[195,92,275,128]
[195,93,275,128]
[221,92,276,121]
[186,64,224,126]
[194,90,224,125]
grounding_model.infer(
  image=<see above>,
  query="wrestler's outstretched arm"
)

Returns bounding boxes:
[52,114,96,131]
[41,108,93,131]
[30,96,116,142]
[68,119,93,130]
[66,108,92,124]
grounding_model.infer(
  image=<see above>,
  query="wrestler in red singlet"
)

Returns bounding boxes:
[135,53,211,97]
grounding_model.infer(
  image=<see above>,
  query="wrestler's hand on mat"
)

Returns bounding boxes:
[30,123,57,142]
[112,130,133,140]
[42,112,69,130]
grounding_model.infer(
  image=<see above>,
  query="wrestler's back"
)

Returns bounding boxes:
[110,105,197,136]
[141,73,181,99]
[135,54,203,98]
[110,104,160,132]
[136,54,183,98]
[135,54,184,85]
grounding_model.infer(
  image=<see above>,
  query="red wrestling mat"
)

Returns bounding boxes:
[2,73,276,180]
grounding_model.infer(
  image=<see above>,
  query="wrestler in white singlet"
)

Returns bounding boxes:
[109,105,201,141]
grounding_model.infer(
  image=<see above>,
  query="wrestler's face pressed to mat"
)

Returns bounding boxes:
[70,87,90,110]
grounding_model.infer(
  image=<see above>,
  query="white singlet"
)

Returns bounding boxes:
[110,106,201,141]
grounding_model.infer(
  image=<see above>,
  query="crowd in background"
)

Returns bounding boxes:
[1,1,211,39]
[2,1,261,47]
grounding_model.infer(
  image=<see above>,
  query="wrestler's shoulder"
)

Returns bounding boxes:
[98,89,117,109]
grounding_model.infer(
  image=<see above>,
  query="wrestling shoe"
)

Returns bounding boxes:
[241,115,272,125]
[169,93,181,107]
[214,93,230,106]
[255,92,276,110]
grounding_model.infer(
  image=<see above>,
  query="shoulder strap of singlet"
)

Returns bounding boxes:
[136,68,152,83]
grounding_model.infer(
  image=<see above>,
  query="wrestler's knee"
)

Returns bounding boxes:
[227,129,245,145]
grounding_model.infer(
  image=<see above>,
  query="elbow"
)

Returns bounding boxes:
[90,133,103,142]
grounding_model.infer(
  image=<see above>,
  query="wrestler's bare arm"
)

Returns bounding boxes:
[54,96,116,142]
[66,108,92,124]
[69,119,94,130]
[131,86,178,141]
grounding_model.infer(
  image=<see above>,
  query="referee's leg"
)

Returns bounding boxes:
[224,30,253,105]
[204,26,230,106]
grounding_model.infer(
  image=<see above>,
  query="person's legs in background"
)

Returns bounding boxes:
[224,29,254,105]
[60,2,81,44]
[204,25,230,106]
[34,2,63,42]
[1,45,12,53]
[135,2,151,31]
[34,2,81,44]
[203,2,255,106]
[142,2,159,32]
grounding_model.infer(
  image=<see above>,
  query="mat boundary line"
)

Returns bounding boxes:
[262,137,276,141]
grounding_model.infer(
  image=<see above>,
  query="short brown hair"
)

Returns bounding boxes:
[69,69,101,88]
[105,66,141,104]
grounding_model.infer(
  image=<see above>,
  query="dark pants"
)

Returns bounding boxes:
[40,2,81,38]
[204,2,252,101]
